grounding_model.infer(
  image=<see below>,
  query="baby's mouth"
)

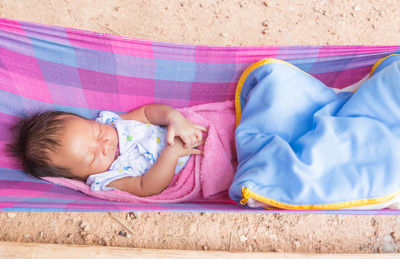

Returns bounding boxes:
[114,144,120,160]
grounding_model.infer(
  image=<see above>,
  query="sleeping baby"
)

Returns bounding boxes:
[7,104,207,197]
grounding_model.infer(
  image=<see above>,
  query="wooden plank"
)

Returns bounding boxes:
[0,242,398,259]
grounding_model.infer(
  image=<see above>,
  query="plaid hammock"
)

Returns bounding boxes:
[1,18,399,213]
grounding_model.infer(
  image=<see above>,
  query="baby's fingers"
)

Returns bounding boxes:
[193,129,203,142]
[167,128,176,145]
[194,124,208,132]
[183,135,204,148]
[194,139,205,147]
[181,135,193,148]
[187,147,203,155]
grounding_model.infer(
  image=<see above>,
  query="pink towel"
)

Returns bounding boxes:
[43,101,237,203]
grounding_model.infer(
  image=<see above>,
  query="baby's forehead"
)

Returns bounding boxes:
[57,116,94,146]
[59,115,95,136]
[63,114,91,125]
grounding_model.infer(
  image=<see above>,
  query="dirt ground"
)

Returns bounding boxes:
[1,0,400,254]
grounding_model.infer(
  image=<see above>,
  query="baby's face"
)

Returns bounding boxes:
[51,115,119,180]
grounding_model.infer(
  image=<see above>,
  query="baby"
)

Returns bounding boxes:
[7,104,207,197]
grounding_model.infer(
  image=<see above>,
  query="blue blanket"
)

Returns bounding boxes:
[229,55,400,210]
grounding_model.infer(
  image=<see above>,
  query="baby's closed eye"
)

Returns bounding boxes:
[97,124,102,138]
[89,153,96,167]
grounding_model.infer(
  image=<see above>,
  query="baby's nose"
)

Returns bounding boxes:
[100,139,112,156]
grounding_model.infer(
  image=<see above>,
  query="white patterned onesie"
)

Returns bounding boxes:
[86,111,190,191]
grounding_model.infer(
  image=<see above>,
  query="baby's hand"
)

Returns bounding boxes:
[167,137,204,157]
[167,111,207,148]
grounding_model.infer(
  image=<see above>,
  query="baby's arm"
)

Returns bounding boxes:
[106,137,203,197]
[120,104,207,148]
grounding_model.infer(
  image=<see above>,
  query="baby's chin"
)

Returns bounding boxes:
[105,144,119,171]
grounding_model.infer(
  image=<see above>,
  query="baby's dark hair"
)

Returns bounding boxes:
[6,111,83,179]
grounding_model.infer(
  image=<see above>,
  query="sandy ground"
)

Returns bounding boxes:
[1,0,400,254]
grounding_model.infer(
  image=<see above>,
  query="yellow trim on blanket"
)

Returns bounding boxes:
[235,58,310,127]
[240,187,400,210]
[369,54,400,78]
[235,56,400,210]
[236,55,400,125]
